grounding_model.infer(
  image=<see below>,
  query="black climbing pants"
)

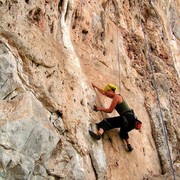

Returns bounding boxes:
[96,112,136,140]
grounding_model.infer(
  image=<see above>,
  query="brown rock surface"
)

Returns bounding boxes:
[0,0,179,179]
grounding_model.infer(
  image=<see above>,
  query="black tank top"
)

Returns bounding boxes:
[115,98,130,115]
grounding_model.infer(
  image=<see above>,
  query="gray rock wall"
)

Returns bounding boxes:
[0,0,179,179]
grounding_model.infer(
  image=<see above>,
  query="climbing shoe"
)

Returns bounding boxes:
[89,130,101,140]
[127,144,133,152]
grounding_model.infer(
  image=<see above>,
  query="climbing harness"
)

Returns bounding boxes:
[136,1,176,179]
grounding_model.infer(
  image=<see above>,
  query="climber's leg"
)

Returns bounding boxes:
[119,129,133,152]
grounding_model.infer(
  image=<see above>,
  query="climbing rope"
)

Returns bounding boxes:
[136,1,176,179]
[114,4,121,95]
[107,0,121,94]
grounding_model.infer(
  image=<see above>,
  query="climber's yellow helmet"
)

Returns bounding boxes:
[104,84,118,93]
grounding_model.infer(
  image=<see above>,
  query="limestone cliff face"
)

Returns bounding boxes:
[0,0,179,179]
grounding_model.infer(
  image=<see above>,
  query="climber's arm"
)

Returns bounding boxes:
[92,83,105,95]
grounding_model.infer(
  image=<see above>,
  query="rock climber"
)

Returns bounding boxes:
[89,83,142,152]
